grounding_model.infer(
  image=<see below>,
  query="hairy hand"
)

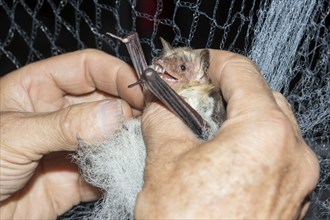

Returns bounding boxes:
[0,49,143,219]
[136,50,319,219]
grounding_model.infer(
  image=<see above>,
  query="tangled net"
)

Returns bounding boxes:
[0,0,329,219]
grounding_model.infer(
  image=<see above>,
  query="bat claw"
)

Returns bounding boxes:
[128,80,144,88]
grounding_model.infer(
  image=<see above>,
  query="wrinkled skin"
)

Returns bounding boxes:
[0,49,143,219]
[136,50,319,219]
[0,48,319,219]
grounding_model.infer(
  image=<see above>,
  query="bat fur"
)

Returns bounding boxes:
[74,38,226,219]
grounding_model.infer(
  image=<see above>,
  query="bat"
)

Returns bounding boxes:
[107,32,226,139]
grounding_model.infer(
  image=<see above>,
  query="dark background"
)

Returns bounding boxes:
[0,0,259,76]
[0,1,329,219]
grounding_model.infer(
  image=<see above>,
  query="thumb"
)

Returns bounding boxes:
[142,102,199,160]
[1,99,130,157]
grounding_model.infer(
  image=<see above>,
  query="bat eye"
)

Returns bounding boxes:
[180,64,186,71]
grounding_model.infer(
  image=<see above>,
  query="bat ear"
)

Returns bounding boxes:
[160,37,173,52]
[200,49,210,72]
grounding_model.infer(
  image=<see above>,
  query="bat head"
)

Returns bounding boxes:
[153,38,210,89]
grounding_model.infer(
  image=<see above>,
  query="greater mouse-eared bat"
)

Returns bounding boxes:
[107,32,225,139]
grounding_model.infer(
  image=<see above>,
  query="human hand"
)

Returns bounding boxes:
[135,50,319,219]
[0,49,143,219]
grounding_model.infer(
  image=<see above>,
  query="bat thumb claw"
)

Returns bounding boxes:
[128,80,144,88]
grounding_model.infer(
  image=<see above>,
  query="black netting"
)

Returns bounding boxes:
[0,0,329,219]
[0,0,262,74]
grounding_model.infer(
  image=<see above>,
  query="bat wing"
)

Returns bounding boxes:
[142,68,209,139]
[108,32,209,139]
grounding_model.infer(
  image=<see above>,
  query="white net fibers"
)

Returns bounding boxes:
[72,93,221,219]
[0,0,329,219]
[74,119,146,220]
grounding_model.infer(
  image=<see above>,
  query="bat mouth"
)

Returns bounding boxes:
[159,71,178,82]
[154,65,179,82]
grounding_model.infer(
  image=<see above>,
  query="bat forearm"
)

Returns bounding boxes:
[107,31,215,140]
[142,68,209,139]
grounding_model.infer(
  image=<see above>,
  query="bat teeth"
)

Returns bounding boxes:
[154,65,165,73]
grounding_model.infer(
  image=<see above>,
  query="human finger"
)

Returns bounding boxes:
[39,152,102,213]
[208,50,278,119]
[208,51,320,197]
[141,102,198,164]
[272,91,302,137]
[0,99,132,156]
[272,92,320,194]
[1,49,144,111]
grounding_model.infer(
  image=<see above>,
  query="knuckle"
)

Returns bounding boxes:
[80,48,100,56]
[268,109,298,145]
[58,106,77,146]
[273,91,291,108]
[78,49,105,67]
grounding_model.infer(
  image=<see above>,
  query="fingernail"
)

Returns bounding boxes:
[97,100,123,136]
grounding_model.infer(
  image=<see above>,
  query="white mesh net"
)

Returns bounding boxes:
[0,0,329,219]
[74,119,146,220]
